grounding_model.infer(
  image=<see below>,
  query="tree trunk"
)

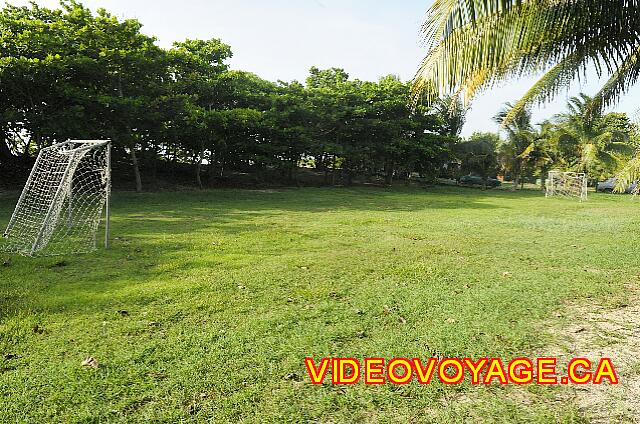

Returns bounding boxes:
[511,173,520,191]
[511,162,521,191]
[292,162,300,187]
[384,161,394,185]
[195,159,203,189]
[323,160,329,185]
[195,144,204,189]
[331,156,337,186]
[118,73,142,192]
[208,161,216,186]
[129,143,142,192]
[405,167,413,186]
[342,159,352,186]
[0,137,13,162]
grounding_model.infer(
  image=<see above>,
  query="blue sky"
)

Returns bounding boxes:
[6,0,640,135]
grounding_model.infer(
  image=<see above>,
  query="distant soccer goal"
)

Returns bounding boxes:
[2,140,111,256]
[545,171,587,201]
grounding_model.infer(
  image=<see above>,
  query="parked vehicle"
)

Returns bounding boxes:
[596,177,638,193]
[458,175,501,188]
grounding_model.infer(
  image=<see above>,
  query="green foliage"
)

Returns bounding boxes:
[494,103,536,189]
[551,94,634,180]
[433,95,467,137]
[415,0,640,124]
[0,2,456,190]
[455,132,500,181]
[456,96,639,188]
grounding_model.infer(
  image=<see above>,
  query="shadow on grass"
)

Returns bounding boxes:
[0,186,519,321]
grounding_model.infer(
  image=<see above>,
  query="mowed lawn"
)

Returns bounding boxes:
[1,186,639,422]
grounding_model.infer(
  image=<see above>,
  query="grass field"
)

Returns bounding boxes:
[1,186,639,423]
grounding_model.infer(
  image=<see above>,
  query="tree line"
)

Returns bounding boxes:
[0,1,461,191]
[460,94,639,190]
[1,2,637,192]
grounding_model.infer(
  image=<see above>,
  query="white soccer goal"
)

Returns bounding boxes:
[545,170,587,201]
[2,140,111,256]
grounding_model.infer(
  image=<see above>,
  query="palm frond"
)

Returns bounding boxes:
[615,153,640,193]
[414,0,640,109]
[589,43,640,116]
[501,51,586,126]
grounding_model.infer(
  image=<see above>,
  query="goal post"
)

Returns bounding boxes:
[2,140,111,256]
[545,170,587,201]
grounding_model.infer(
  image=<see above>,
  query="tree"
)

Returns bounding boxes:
[528,121,559,189]
[552,94,633,181]
[615,110,640,193]
[494,103,535,190]
[166,38,232,187]
[433,95,467,137]
[414,0,640,125]
[455,132,500,187]
[1,2,457,190]
[263,81,313,184]
[0,1,169,191]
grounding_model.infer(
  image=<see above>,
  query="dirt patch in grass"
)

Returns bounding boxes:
[434,283,640,423]
[546,283,640,423]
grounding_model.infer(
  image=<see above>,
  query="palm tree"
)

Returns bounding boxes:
[413,1,640,123]
[615,109,640,193]
[552,94,632,181]
[531,121,560,188]
[493,103,535,190]
[433,95,467,137]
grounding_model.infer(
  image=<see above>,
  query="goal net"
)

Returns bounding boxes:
[2,140,111,256]
[545,171,587,201]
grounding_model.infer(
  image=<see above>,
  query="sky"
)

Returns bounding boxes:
[5,0,640,136]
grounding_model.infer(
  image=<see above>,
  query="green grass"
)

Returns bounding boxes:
[1,186,638,423]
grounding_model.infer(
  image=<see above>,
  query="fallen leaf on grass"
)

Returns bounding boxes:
[398,316,407,324]
[383,305,391,314]
[147,371,167,380]
[285,372,302,382]
[446,318,456,324]
[81,357,99,369]
[502,271,512,277]
[186,402,199,415]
